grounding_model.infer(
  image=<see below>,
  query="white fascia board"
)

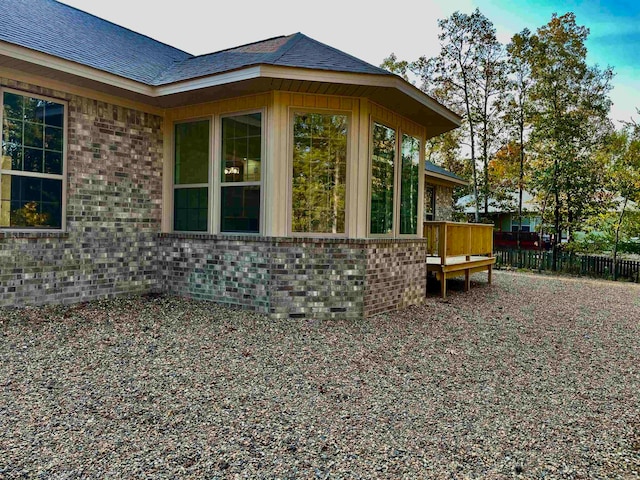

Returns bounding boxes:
[154,66,263,96]
[0,41,154,96]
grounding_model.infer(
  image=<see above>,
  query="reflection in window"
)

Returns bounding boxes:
[370,123,395,235]
[221,113,261,233]
[292,113,347,234]
[173,120,209,231]
[424,185,435,221]
[400,134,420,234]
[1,91,65,228]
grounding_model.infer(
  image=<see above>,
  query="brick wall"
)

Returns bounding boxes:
[364,240,428,317]
[0,79,163,307]
[158,234,427,319]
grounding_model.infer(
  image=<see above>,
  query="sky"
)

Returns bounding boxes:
[59,0,640,124]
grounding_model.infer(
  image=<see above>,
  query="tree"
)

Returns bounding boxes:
[527,12,613,269]
[604,121,640,278]
[380,53,411,82]
[505,29,533,249]
[413,9,504,222]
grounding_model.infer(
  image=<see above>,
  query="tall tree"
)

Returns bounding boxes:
[413,9,503,222]
[527,12,613,269]
[605,120,640,279]
[505,29,533,249]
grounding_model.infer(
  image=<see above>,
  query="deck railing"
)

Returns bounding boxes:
[423,221,494,263]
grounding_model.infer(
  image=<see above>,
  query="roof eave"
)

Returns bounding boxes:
[0,44,462,133]
[426,170,468,186]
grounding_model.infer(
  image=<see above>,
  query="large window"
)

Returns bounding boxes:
[400,134,421,234]
[370,123,396,235]
[221,113,261,233]
[370,124,423,236]
[1,90,65,229]
[292,113,347,234]
[174,120,209,232]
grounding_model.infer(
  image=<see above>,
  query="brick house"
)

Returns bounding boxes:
[0,0,469,318]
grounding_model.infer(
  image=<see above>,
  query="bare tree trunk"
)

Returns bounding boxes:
[517,116,525,251]
[613,197,628,281]
[552,157,560,272]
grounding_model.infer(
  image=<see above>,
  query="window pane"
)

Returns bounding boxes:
[23,148,44,173]
[0,174,62,228]
[221,185,260,233]
[292,113,347,234]
[44,101,64,128]
[24,97,46,124]
[221,113,262,183]
[370,123,396,234]
[45,126,63,151]
[173,187,208,231]
[24,122,43,148]
[3,92,23,120]
[175,121,209,185]
[45,151,62,175]
[400,134,420,234]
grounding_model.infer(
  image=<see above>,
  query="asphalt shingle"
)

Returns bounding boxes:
[0,0,191,84]
[0,1,391,86]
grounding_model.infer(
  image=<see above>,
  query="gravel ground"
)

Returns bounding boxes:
[1,271,639,479]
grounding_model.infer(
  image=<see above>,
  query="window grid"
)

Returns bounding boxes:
[1,89,66,230]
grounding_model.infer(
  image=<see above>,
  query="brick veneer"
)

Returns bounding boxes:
[0,79,163,307]
[158,234,428,319]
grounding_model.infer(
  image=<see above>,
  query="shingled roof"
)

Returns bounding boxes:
[0,0,391,86]
[0,0,191,84]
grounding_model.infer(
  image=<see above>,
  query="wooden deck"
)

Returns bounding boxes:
[424,222,496,298]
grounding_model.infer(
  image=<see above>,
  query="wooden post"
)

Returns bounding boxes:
[440,273,447,299]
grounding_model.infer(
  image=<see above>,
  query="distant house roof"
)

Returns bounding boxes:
[458,191,538,214]
[425,161,467,185]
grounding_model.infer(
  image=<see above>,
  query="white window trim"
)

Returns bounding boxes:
[171,108,266,235]
[0,87,68,232]
[287,107,352,238]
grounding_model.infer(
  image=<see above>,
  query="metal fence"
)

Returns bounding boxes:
[494,249,640,283]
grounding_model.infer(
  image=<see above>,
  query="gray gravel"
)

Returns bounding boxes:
[1,271,639,479]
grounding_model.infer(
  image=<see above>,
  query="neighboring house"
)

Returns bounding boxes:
[0,0,462,318]
[424,161,467,222]
[458,190,542,232]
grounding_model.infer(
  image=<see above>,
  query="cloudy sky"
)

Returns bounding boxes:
[60,0,640,124]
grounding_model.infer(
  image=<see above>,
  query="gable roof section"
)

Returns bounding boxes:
[0,0,190,84]
[154,33,391,85]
